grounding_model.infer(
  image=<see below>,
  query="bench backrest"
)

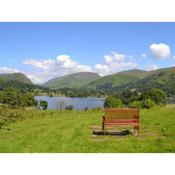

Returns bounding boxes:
[105,108,139,120]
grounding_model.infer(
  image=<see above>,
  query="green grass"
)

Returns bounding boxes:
[0,105,175,153]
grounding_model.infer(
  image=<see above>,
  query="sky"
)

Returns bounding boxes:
[0,22,175,84]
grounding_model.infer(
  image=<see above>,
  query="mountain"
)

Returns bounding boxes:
[0,72,49,91]
[87,69,150,89]
[44,72,101,89]
[114,66,175,95]
[0,73,32,84]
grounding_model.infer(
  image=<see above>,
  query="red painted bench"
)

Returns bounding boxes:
[102,108,140,135]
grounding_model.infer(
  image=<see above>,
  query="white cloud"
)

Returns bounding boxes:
[149,43,171,59]
[173,56,175,60]
[0,67,19,74]
[141,53,147,58]
[145,64,158,71]
[23,55,92,83]
[95,52,138,76]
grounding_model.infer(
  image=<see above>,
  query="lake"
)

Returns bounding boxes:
[35,96,105,110]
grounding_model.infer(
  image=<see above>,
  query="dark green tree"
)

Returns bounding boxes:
[140,88,166,104]
[0,87,22,107]
[39,100,48,110]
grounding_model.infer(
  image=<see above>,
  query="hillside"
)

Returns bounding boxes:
[87,69,149,90]
[0,73,48,91]
[44,72,101,89]
[115,66,175,95]
[0,73,32,84]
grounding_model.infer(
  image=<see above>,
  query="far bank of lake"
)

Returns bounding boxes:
[35,96,105,110]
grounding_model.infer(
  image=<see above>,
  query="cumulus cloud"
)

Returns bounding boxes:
[149,43,171,59]
[95,52,138,76]
[145,64,158,71]
[0,67,19,74]
[23,55,92,83]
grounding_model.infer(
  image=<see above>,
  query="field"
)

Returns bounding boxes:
[0,105,175,153]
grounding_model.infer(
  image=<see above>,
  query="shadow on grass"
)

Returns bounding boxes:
[93,129,133,136]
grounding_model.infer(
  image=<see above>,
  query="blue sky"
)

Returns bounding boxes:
[0,22,175,83]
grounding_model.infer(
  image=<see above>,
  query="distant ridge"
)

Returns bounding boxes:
[44,72,101,89]
[0,73,32,84]
[119,66,175,95]
[87,69,150,89]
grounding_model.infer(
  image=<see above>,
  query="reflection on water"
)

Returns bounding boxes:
[35,96,105,110]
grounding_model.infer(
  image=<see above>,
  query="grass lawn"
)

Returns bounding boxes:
[0,105,175,153]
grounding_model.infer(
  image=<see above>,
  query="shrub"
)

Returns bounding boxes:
[0,87,37,108]
[65,105,74,110]
[0,106,23,129]
[121,89,140,105]
[39,100,48,110]
[129,100,142,108]
[141,98,155,109]
[140,88,166,105]
[21,92,37,107]
[104,95,123,108]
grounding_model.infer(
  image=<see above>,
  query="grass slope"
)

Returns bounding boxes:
[0,105,175,153]
[0,73,32,84]
[44,72,100,89]
[0,77,48,91]
[123,66,175,94]
[88,69,149,89]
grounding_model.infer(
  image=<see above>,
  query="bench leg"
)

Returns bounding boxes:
[102,122,105,133]
[134,126,139,136]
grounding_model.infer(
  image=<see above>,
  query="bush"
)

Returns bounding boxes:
[65,105,74,110]
[121,89,140,105]
[140,88,165,105]
[129,100,142,108]
[0,106,23,129]
[39,100,48,110]
[21,92,37,107]
[0,87,37,108]
[141,98,155,109]
[104,95,123,108]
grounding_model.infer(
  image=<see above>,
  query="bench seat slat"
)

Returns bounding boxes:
[104,119,138,123]
[104,123,138,126]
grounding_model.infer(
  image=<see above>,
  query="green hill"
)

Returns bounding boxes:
[87,69,149,89]
[44,72,101,89]
[0,73,32,84]
[0,73,48,91]
[116,66,175,95]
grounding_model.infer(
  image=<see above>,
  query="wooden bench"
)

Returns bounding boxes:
[102,108,140,135]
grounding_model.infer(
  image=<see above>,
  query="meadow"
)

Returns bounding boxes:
[0,105,175,153]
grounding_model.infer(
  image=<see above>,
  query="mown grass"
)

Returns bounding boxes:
[0,105,175,153]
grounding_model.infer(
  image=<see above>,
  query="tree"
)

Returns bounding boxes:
[21,92,37,107]
[0,87,22,107]
[104,95,123,108]
[39,100,48,110]
[140,88,166,104]
[121,89,140,105]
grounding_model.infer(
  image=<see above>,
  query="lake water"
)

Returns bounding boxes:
[35,96,105,110]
